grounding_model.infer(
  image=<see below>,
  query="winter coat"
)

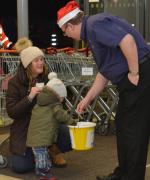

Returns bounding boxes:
[26,87,76,147]
[6,64,48,155]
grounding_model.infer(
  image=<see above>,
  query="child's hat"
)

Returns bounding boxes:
[57,1,82,28]
[46,72,67,98]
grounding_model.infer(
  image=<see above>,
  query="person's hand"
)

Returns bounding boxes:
[76,98,90,114]
[28,87,41,101]
[128,72,139,86]
[71,119,79,126]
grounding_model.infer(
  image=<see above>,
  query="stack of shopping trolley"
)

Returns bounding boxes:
[0,50,118,139]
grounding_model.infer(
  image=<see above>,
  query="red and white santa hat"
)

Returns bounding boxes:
[57,1,82,28]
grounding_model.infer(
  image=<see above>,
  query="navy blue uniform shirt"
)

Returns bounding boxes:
[80,13,150,84]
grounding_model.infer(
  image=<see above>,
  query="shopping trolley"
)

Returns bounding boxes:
[45,52,97,84]
[0,50,18,168]
[45,52,98,119]
[45,52,118,135]
[0,50,18,126]
[0,49,118,136]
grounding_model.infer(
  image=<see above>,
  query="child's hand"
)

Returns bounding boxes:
[71,119,79,126]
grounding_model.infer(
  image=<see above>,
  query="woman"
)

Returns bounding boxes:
[6,38,71,173]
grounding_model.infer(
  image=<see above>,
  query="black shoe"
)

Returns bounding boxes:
[96,167,122,180]
[96,176,110,180]
[96,174,121,180]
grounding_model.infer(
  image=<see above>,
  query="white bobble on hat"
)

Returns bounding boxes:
[48,72,57,80]
[46,72,67,98]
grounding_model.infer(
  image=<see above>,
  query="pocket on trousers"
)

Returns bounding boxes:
[119,76,139,110]
[126,76,138,90]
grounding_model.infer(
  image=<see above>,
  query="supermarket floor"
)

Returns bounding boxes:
[0,126,150,180]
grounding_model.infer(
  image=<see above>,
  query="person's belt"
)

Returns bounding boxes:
[139,53,150,64]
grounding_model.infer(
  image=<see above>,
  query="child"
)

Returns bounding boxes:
[26,72,77,180]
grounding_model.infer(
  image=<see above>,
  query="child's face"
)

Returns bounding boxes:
[60,97,64,102]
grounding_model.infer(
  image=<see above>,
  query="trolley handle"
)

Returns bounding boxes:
[0,49,17,54]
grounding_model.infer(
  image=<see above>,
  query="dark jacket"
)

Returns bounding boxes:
[6,64,48,155]
[26,87,76,147]
[80,13,150,84]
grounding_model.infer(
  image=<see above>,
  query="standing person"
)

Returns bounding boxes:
[6,38,71,173]
[27,72,77,180]
[57,1,150,180]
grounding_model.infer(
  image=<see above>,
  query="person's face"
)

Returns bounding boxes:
[31,56,45,77]
[61,23,81,41]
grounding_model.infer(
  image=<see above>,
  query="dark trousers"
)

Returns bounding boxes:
[116,57,150,180]
[10,124,71,173]
[10,148,35,173]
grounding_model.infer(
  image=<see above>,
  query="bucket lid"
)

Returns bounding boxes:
[68,122,96,128]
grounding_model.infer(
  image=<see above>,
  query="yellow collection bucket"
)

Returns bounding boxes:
[68,122,96,150]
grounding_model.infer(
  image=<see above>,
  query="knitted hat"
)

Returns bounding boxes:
[15,37,44,68]
[46,72,67,98]
[57,1,82,28]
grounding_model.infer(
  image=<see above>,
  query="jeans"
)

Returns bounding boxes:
[10,148,35,173]
[10,124,72,173]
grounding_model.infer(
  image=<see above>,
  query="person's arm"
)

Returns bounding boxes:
[76,72,108,113]
[119,34,139,85]
[53,105,78,125]
[6,80,40,119]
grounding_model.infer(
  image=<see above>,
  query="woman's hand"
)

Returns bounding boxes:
[128,72,139,86]
[28,87,41,101]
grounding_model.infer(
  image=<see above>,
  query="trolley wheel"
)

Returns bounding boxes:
[0,156,8,168]
[95,113,109,136]
[110,123,116,135]
[97,124,109,136]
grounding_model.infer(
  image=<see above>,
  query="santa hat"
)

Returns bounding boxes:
[46,72,67,98]
[15,37,44,68]
[57,1,82,28]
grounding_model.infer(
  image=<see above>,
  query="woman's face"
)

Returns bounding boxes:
[31,56,45,77]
